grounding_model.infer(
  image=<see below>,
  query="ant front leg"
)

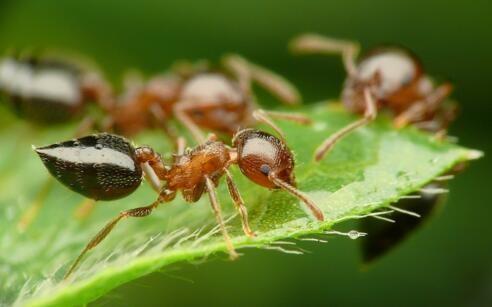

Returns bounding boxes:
[204,175,238,259]
[394,82,453,128]
[222,54,301,105]
[289,33,360,77]
[314,87,377,161]
[64,189,176,279]
[224,169,255,237]
[267,172,325,221]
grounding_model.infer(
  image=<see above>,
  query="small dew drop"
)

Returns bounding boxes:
[348,230,363,240]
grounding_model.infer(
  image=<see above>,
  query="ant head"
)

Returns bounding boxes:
[232,129,295,189]
[34,133,142,201]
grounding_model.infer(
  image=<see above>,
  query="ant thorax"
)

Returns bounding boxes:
[166,140,231,192]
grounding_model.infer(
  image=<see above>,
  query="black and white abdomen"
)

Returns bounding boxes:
[35,133,143,200]
[0,57,83,123]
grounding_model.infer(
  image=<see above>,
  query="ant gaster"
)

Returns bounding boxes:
[34,129,324,279]
[290,34,455,161]
[0,53,113,126]
[108,55,309,143]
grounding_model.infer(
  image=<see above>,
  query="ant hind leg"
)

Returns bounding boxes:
[64,190,175,279]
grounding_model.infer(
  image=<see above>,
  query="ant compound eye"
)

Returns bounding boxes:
[260,164,271,175]
[234,129,296,189]
[34,133,142,200]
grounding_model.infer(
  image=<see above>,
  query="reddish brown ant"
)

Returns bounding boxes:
[0,53,113,127]
[34,129,324,279]
[107,55,309,143]
[290,34,456,161]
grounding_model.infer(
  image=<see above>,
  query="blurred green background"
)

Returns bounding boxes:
[0,0,490,306]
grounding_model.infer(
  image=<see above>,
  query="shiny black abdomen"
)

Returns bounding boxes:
[35,133,142,200]
[0,57,84,124]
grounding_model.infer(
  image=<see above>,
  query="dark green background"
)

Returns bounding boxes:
[1,1,490,306]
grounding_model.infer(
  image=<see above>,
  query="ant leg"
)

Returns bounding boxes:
[222,54,301,105]
[135,147,168,193]
[122,70,145,94]
[81,72,115,112]
[224,169,255,237]
[289,33,359,77]
[204,175,238,259]
[268,172,324,221]
[73,199,96,220]
[149,103,179,149]
[314,87,377,161]
[17,178,54,231]
[64,189,176,279]
[252,109,287,140]
[74,115,96,137]
[255,109,312,125]
[221,54,252,94]
[173,101,207,144]
[268,173,324,221]
[172,137,187,164]
[176,136,187,156]
[394,83,453,128]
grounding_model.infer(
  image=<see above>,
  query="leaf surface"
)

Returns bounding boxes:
[0,103,479,306]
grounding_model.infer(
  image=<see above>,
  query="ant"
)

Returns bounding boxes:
[107,54,309,144]
[290,33,456,161]
[0,52,113,128]
[34,129,324,279]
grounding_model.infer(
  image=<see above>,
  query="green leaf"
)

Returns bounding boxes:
[0,102,480,307]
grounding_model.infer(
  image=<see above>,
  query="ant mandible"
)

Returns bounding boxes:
[108,54,309,143]
[0,52,113,129]
[290,34,456,161]
[34,129,324,279]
